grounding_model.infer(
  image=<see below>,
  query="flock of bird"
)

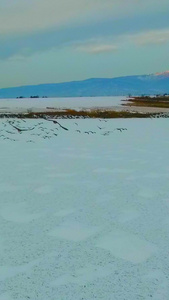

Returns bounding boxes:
[0,117,128,142]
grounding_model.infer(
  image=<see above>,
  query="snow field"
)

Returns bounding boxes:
[0,118,169,299]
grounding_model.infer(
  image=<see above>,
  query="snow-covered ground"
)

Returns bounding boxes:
[0,96,125,113]
[0,117,169,299]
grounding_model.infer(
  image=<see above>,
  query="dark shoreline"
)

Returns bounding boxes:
[0,109,168,119]
[122,95,169,108]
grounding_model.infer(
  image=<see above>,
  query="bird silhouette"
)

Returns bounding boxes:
[47,119,69,131]
[116,128,127,132]
[10,124,35,133]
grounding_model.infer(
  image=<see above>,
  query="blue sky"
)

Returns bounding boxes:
[0,0,169,88]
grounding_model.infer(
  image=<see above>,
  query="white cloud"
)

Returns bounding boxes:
[131,29,169,45]
[0,0,168,35]
[76,43,118,54]
[74,28,169,55]
[0,0,116,35]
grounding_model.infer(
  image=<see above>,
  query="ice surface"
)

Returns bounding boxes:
[0,96,124,113]
[0,293,13,300]
[0,117,169,299]
[48,222,98,242]
[0,203,43,223]
[96,229,157,263]
[51,264,113,286]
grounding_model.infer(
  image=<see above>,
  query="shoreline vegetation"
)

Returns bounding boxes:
[0,109,168,119]
[122,95,169,108]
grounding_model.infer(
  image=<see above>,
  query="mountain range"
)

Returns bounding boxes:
[0,71,169,98]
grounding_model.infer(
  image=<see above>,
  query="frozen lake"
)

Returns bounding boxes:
[0,96,126,113]
[0,118,169,299]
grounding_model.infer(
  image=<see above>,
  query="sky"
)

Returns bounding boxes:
[0,0,169,88]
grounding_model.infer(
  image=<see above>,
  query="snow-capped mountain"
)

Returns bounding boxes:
[154,71,169,77]
[0,72,169,98]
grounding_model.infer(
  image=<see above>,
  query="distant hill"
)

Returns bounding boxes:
[0,72,169,98]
